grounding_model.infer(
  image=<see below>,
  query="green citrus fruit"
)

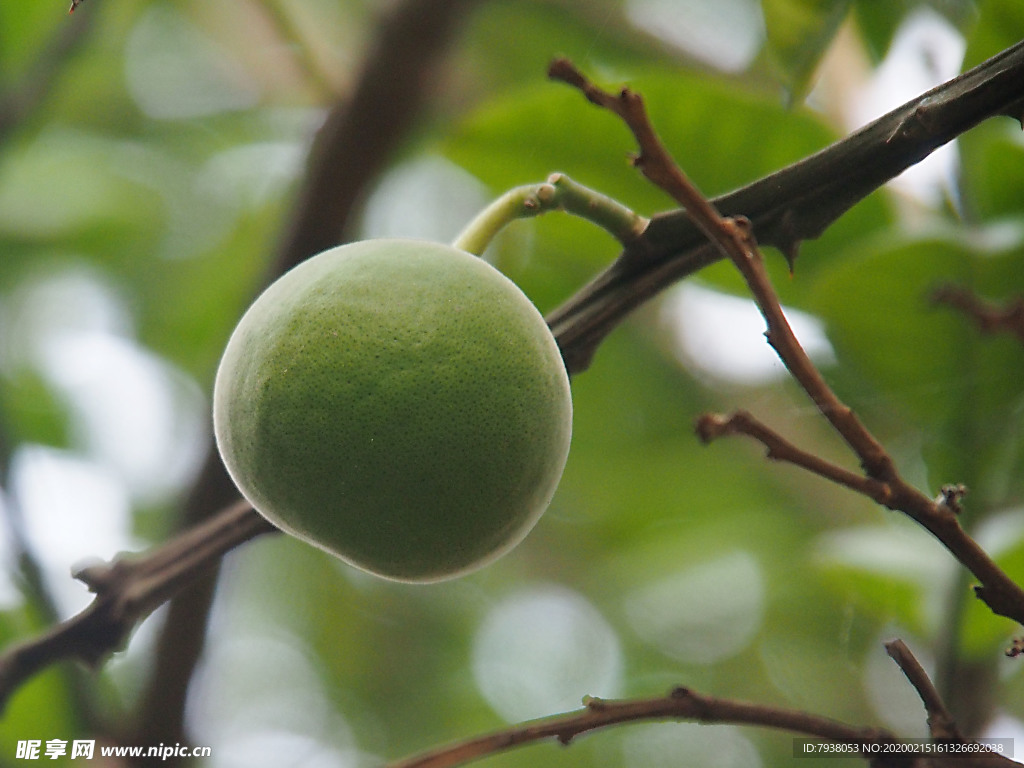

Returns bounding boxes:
[213,238,572,582]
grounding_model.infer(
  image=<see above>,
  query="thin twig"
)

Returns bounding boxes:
[931,285,1024,344]
[695,411,893,503]
[885,639,962,741]
[3,39,1024,715]
[547,40,1024,374]
[547,58,730,255]
[548,59,896,477]
[387,686,895,768]
[387,679,1018,768]
[550,59,1024,630]
[699,406,1024,629]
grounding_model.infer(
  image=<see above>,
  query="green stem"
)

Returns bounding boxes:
[452,173,649,255]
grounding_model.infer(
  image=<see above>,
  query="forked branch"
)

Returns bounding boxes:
[549,59,1024,630]
[931,285,1024,344]
[547,40,1024,373]
[2,39,1024,712]
[388,641,1013,768]
[387,687,886,768]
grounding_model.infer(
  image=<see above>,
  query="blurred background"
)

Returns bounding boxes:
[1,0,1024,766]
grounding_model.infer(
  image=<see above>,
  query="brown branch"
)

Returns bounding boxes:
[931,285,1024,344]
[547,58,733,258]
[550,59,1024,630]
[700,406,1024,628]
[3,36,1024,720]
[386,641,1017,768]
[547,40,1024,374]
[695,411,893,504]
[387,686,894,768]
[0,500,275,713]
[388,675,1018,768]
[549,59,902,479]
[886,639,961,741]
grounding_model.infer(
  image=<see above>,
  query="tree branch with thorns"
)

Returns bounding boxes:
[2,35,1024,739]
[548,55,1024,635]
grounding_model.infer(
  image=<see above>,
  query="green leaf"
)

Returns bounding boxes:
[963,0,1024,68]
[460,0,677,93]
[958,120,1024,222]
[807,235,1024,497]
[0,369,71,450]
[760,0,852,102]
[815,520,956,636]
[0,609,84,753]
[808,237,970,423]
[854,0,979,63]
[0,5,66,82]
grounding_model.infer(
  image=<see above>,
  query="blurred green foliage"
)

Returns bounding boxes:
[0,1,1022,766]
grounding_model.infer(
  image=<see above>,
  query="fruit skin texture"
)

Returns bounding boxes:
[213,238,572,582]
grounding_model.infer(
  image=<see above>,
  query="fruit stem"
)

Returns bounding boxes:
[452,173,649,255]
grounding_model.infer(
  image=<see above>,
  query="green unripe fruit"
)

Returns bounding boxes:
[213,238,572,582]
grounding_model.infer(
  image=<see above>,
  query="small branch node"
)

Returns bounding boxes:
[547,58,591,96]
[1006,637,1024,657]
[72,558,115,592]
[936,484,968,515]
[725,215,757,248]
[669,685,692,700]
[695,412,731,443]
[932,284,1024,343]
[534,182,557,206]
